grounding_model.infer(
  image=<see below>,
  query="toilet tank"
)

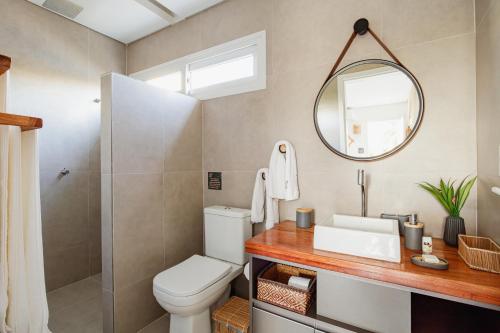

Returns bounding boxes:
[204,206,252,265]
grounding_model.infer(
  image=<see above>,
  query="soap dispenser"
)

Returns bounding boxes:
[404,214,424,251]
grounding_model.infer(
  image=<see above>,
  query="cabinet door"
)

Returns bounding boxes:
[253,307,314,333]
[317,271,410,333]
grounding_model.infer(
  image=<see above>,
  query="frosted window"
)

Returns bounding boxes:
[189,54,255,90]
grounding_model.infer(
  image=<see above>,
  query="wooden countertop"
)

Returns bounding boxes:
[245,221,500,307]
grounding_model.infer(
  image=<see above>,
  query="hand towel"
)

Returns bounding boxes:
[268,140,299,201]
[250,168,279,230]
[251,168,267,223]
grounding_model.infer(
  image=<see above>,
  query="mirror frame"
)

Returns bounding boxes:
[313,59,424,161]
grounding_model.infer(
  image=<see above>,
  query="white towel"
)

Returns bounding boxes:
[250,168,279,230]
[251,168,267,223]
[268,140,299,201]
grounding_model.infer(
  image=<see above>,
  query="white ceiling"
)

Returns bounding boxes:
[27,0,223,44]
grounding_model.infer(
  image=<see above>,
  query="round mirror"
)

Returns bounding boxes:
[314,59,424,161]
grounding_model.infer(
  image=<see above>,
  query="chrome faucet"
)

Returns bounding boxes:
[358,169,367,217]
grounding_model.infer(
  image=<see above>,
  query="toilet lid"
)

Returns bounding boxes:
[154,255,231,297]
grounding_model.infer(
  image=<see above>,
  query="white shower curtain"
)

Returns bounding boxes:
[0,72,50,332]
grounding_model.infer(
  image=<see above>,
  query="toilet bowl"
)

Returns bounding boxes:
[153,255,243,333]
[153,206,251,333]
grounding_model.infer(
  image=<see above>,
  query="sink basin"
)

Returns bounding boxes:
[313,214,401,263]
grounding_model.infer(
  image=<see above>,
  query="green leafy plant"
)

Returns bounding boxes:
[418,176,477,217]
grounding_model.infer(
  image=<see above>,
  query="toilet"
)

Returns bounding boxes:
[153,206,252,333]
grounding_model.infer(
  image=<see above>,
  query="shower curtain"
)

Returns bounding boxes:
[0,72,50,332]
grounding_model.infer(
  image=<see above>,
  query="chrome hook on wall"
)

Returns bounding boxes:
[59,168,70,177]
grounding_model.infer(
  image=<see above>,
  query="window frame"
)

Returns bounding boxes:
[130,31,267,100]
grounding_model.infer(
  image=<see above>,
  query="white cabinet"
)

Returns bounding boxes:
[317,270,411,333]
[253,308,314,333]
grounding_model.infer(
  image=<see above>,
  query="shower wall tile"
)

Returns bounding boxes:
[101,173,113,292]
[113,173,164,290]
[103,73,203,331]
[89,172,102,275]
[475,0,494,27]
[111,75,165,174]
[114,276,165,333]
[0,0,126,291]
[88,31,127,87]
[103,289,115,333]
[163,171,204,268]
[163,96,202,172]
[44,243,89,291]
[202,89,273,172]
[101,74,113,175]
[40,171,89,253]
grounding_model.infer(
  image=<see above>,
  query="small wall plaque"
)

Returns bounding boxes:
[208,172,222,190]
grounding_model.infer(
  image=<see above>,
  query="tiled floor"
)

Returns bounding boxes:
[47,274,170,332]
[138,315,170,333]
[47,274,103,333]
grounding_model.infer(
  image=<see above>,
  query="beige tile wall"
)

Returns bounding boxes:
[127,0,477,238]
[476,0,500,243]
[0,0,126,291]
[101,73,203,332]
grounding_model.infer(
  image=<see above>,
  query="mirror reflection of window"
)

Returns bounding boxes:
[339,68,414,157]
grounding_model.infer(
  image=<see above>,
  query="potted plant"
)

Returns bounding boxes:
[418,176,476,247]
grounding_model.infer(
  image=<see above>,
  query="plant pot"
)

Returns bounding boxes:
[443,216,466,247]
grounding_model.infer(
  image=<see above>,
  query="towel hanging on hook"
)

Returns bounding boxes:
[263,145,286,180]
[269,140,299,201]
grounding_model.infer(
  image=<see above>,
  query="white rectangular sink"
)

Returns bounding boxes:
[313,214,401,263]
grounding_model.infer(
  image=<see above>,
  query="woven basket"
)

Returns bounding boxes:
[212,296,249,333]
[257,263,316,315]
[458,235,500,274]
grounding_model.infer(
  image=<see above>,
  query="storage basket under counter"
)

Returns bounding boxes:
[256,263,316,315]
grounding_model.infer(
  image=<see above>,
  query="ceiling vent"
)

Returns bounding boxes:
[42,0,83,19]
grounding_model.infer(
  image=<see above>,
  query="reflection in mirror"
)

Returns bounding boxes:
[315,60,423,161]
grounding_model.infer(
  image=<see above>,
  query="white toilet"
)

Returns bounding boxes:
[153,206,251,333]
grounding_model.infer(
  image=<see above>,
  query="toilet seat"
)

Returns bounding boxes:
[153,255,243,309]
[154,255,231,297]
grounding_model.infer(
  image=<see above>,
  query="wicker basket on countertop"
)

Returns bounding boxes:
[458,235,500,274]
[257,263,316,315]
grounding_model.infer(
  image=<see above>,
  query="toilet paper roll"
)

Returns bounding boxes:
[243,263,250,280]
[288,276,311,290]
